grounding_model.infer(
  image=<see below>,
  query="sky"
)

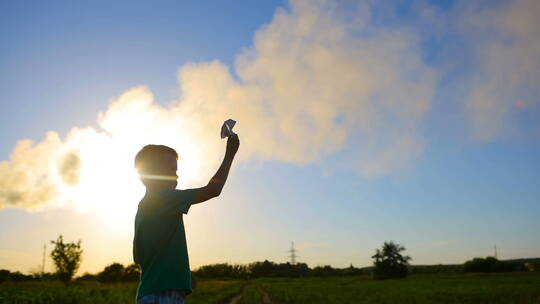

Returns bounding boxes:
[0,0,539,275]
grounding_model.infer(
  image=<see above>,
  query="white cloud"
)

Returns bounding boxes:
[460,0,540,140]
[0,0,438,209]
[176,0,436,176]
[0,132,63,209]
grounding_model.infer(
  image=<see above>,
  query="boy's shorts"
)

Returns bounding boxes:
[137,290,185,304]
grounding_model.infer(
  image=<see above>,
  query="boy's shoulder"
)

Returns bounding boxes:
[138,189,194,216]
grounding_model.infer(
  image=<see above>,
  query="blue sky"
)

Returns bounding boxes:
[1,0,539,274]
[0,0,284,153]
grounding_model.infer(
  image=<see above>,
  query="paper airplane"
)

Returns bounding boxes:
[220,119,237,138]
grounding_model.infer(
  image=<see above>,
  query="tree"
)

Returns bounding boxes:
[123,263,141,282]
[372,241,411,279]
[50,235,83,284]
[98,263,125,283]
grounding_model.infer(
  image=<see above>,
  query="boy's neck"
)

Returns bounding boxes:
[145,186,171,195]
[144,180,177,194]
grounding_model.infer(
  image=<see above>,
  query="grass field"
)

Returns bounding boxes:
[0,273,539,304]
[256,273,540,304]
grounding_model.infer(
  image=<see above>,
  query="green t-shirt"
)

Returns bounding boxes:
[133,189,196,300]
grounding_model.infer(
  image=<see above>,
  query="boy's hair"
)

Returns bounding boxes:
[134,145,178,175]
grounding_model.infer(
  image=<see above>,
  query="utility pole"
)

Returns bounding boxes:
[288,242,299,265]
[42,243,46,274]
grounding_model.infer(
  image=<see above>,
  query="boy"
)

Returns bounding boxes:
[133,133,240,304]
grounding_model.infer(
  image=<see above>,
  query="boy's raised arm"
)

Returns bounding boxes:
[187,134,240,204]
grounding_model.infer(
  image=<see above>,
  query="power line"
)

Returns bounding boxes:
[288,242,299,265]
[42,243,47,274]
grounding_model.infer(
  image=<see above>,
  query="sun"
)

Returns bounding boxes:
[57,130,205,229]
[58,143,139,229]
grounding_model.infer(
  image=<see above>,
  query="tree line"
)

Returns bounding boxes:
[193,260,365,279]
[1,237,538,284]
[0,263,141,284]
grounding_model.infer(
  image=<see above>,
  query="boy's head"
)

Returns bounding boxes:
[135,145,178,190]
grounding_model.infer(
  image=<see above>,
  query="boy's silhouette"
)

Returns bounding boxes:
[133,133,239,304]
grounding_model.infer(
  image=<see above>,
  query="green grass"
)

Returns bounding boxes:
[0,281,136,304]
[187,280,244,304]
[256,273,540,304]
[237,283,263,304]
[1,273,539,304]
[0,280,244,304]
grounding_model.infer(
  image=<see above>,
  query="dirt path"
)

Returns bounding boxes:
[227,283,277,304]
[228,293,243,304]
[257,286,274,304]
[226,284,246,304]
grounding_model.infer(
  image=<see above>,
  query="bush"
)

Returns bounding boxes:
[248,261,309,278]
[463,257,526,273]
[194,263,248,279]
[525,262,540,272]
[5,271,34,282]
[76,272,97,282]
[410,264,462,274]
[311,265,340,277]
[0,269,9,283]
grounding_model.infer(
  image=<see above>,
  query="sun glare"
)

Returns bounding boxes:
[57,127,204,229]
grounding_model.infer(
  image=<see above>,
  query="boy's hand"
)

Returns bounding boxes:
[226,134,240,156]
